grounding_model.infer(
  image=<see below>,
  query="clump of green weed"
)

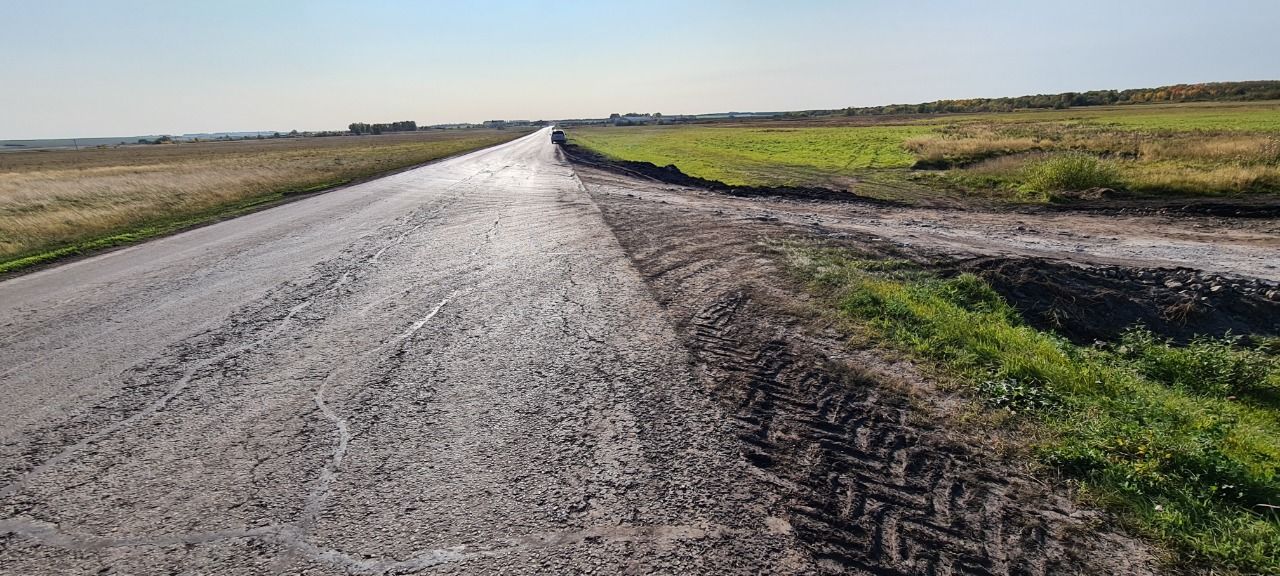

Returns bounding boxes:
[977,376,1059,412]
[1021,152,1121,193]
[1117,328,1279,398]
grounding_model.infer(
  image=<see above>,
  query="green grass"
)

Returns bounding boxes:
[571,101,1280,201]
[779,241,1280,573]
[930,101,1280,132]
[1020,153,1122,196]
[1079,105,1280,132]
[570,125,930,187]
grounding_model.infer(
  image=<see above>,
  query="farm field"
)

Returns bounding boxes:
[0,129,531,272]
[569,101,1280,203]
[569,124,931,187]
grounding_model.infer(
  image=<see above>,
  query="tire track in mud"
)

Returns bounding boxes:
[689,291,1066,575]
[584,176,1161,575]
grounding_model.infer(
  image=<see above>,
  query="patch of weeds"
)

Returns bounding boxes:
[1116,328,1279,399]
[976,375,1060,413]
[1256,336,1280,357]
[1021,152,1121,194]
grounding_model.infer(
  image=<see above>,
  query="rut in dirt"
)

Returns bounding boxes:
[582,167,1162,575]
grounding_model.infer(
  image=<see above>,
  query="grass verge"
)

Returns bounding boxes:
[0,188,307,274]
[777,241,1280,573]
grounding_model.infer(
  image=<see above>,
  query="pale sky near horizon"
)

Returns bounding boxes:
[2,0,1278,139]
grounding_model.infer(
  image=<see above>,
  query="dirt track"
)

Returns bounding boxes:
[576,159,1277,573]
[2,129,1275,574]
[578,166,1177,575]
[575,164,1280,341]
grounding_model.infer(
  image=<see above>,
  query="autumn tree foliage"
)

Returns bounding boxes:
[838,81,1280,117]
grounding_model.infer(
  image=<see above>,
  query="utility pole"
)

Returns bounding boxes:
[72,138,79,151]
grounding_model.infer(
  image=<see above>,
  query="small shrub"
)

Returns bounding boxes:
[1021,152,1120,193]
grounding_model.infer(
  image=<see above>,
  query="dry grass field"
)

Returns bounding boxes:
[0,129,529,271]
[905,103,1280,198]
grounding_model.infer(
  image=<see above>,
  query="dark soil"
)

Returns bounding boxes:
[1033,197,1280,219]
[950,258,1280,344]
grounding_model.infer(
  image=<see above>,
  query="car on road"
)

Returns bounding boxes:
[550,129,566,145]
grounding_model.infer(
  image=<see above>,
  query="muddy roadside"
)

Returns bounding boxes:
[571,158,1280,574]
[565,149,1280,284]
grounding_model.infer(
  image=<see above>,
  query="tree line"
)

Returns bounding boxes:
[348,121,418,135]
[820,81,1280,118]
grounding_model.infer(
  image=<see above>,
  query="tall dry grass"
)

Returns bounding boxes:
[1125,163,1280,194]
[1138,135,1280,164]
[920,119,1280,195]
[0,131,524,261]
[904,135,1041,164]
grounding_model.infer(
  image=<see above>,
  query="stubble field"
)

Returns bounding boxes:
[0,129,531,273]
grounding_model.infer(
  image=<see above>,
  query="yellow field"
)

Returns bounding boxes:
[0,130,529,270]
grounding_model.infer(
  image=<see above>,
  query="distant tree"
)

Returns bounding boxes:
[348,121,417,135]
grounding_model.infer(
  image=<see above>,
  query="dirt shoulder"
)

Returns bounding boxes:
[570,155,1280,284]
[576,163,1174,574]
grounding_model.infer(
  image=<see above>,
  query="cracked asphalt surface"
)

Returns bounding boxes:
[0,129,804,574]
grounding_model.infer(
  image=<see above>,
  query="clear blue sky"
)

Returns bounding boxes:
[2,0,1278,139]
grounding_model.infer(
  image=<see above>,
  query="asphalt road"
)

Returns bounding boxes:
[0,129,801,574]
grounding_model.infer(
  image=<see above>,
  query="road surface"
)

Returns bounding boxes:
[0,129,801,574]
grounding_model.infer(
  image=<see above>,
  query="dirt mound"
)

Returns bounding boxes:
[956,257,1280,344]
[561,144,901,205]
[1034,197,1280,218]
